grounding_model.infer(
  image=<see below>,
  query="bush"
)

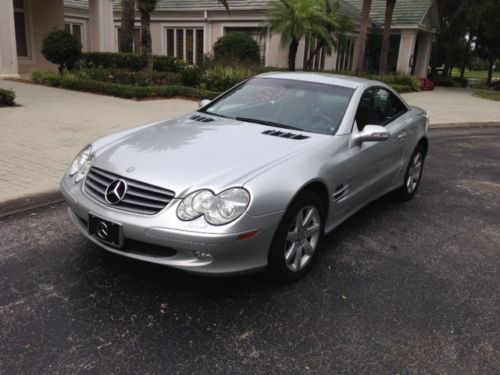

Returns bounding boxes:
[41,29,82,73]
[180,66,203,87]
[204,65,254,92]
[32,71,220,100]
[81,52,146,71]
[153,56,186,72]
[213,33,260,63]
[0,88,15,106]
[430,75,462,87]
[74,67,181,86]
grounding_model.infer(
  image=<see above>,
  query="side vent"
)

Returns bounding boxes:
[332,184,349,202]
[262,130,309,140]
[189,114,214,123]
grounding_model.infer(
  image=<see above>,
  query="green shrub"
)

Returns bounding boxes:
[213,33,260,63]
[204,65,254,92]
[153,55,186,72]
[41,29,82,73]
[0,88,15,106]
[74,67,181,86]
[493,80,500,91]
[81,52,147,71]
[430,75,462,87]
[390,84,414,93]
[31,71,220,100]
[180,66,203,87]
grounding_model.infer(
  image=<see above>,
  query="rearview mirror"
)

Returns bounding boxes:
[355,125,390,144]
[198,99,211,108]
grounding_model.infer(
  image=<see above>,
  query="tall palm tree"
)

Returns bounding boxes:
[378,0,396,74]
[304,1,352,70]
[265,0,335,71]
[120,0,135,53]
[354,0,372,74]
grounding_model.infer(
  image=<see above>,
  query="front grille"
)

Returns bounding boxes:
[84,167,175,215]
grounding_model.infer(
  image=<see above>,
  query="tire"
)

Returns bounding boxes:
[266,192,325,284]
[396,145,425,201]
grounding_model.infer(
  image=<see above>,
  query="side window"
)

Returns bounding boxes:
[356,87,407,130]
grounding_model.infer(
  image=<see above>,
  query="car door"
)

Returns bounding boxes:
[346,87,409,207]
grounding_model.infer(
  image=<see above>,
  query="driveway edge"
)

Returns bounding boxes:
[0,189,63,218]
[430,121,500,129]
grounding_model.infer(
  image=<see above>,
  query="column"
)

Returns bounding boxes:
[89,0,115,52]
[414,33,433,77]
[0,0,19,77]
[396,30,417,74]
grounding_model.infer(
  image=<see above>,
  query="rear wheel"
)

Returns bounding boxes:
[266,192,325,283]
[396,146,425,201]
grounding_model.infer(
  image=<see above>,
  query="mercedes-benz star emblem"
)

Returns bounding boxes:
[104,179,127,204]
[97,222,109,239]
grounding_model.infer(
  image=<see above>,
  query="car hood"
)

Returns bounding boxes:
[92,115,328,197]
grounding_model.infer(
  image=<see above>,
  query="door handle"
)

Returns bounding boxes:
[398,131,406,139]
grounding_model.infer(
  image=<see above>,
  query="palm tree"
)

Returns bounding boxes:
[378,0,396,74]
[304,1,352,70]
[265,0,335,71]
[120,0,135,53]
[354,0,372,74]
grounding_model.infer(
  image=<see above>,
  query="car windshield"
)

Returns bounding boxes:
[201,77,355,135]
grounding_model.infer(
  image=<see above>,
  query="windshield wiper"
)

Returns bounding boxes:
[235,117,302,131]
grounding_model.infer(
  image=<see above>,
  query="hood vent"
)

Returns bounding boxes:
[189,114,214,123]
[262,130,309,140]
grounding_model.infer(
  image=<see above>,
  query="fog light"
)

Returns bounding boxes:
[194,251,213,261]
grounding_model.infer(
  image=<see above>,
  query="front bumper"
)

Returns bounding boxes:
[61,175,283,276]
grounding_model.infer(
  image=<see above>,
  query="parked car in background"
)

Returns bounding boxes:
[61,73,429,283]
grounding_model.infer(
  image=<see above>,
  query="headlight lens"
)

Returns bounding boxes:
[177,188,250,225]
[68,146,92,183]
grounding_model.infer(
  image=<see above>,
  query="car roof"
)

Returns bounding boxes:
[256,71,381,89]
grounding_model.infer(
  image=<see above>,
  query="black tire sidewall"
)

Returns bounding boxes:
[266,192,325,283]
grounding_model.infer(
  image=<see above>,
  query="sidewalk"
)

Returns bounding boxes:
[1,79,499,216]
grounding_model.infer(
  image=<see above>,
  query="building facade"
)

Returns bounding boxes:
[0,0,439,77]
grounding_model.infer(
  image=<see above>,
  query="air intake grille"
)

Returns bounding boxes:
[189,114,214,122]
[262,130,309,140]
[84,167,175,215]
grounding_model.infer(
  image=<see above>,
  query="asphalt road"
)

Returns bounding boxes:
[1,127,499,374]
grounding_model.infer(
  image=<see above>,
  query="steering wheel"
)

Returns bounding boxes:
[308,113,334,133]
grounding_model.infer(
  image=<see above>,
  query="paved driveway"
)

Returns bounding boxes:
[0,127,498,373]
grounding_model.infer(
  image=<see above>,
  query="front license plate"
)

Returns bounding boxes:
[88,213,122,247]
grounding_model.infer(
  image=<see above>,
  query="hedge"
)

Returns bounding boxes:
[81,52,186,72]
[74,67,181,86]
[32,71,220,100]
[0,88,15,106]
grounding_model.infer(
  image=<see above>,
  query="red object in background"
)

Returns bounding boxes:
[419,77,435,90]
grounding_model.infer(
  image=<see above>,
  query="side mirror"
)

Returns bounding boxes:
[198,99,211,109]
[355,125,390,144]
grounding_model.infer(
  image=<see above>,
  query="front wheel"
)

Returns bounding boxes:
[396,146,425,201]
[266,192,325,283]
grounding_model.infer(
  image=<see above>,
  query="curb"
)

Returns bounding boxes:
[0,189,63,218]
[430,122,500,129]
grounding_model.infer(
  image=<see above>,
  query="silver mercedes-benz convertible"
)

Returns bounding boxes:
[61,72,429,283]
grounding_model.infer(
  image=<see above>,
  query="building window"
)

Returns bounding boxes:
[303,37,327,70]
[335,37,356,71]
[166,28,204,65]
[224,27,266,65]
[14,0,30,58]
[65,23,84,48]
[117,28,141,54]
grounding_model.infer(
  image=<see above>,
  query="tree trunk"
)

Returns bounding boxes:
[460,33,472,79]
[120,0,135,53]
[354,0,372,75]
[140,10,153,70]
[379,0,396,74]
[487,56,494,86]
[288,38,299,71]
[305,41,325,70]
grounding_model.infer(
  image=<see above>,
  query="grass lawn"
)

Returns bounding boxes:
[452,68,500,80]
[473,90,500,102]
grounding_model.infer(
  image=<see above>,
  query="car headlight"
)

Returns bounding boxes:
[68,145,93,183]
[177,188,250,225]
